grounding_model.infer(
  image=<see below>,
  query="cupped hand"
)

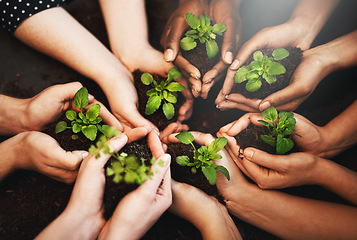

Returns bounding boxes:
[99,132,172,240]
[215,20,314,107]
[14,131,87,184]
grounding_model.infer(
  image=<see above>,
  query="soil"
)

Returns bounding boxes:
[232,47,303,99]
[180,35,223,77]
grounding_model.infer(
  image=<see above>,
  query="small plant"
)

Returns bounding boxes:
[89,135,164,185]
[55,87,118,141]
[234,48,290,92]
[180,12,227,59]
[258,106,301,155]
[175,131,230,185]
[141,67,185,120]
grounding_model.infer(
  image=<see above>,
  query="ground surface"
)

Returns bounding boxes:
[0,0,356,239]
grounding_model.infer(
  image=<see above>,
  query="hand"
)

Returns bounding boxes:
[11,131,87,184]
[199,0,242,99]
[160,0,209,98]
[24,82,122,132]
[99,132,172,240]
[36,134,129,240]
[215,19,315,107]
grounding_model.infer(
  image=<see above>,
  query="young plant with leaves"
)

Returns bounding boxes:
[234,48,290,92]
[175,131,230,185]
[55,87,117,141]
[141,67,185,120]
[89,135,165,185]
[258,106,301,155]
[180,12,227,59]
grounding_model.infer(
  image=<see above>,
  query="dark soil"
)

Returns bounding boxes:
[232,47,303,99]
[180,35,223,77]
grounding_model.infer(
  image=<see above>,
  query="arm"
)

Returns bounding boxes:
[213,136,357,240]
[13,7,155,130]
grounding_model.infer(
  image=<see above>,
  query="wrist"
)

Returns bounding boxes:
[0,96,30,135]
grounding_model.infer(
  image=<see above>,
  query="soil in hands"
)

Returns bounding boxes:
[180,35,223,77]
[232,47,303,99]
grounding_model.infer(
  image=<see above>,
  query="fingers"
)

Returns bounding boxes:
[160,122,189,144]
[243,147,287,172]
[174,55,201,97]
[201,61,227,99]
[141,154,171,196]
[218,113,253,136]
[215,68,236,104]
[163,17,187,62]
[94,134,128,167]
[220,19,237,65]
[178,96,194,122]
[148,131,165,159]
[216,94,261,112]
[191,131,215,147]
[124,125,152,143]
[53,82,84,103]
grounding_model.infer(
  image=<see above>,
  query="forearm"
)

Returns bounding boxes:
[99,0,149,62]
[0,95,29,135]
[0,135,22,180]
[320,100,357,156]
[227,184,357,240]
[14,7,127,86]
[288,0,340,48]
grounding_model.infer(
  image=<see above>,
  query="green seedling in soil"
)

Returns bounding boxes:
[175,131,230,185]
[234,48,290,92]
[55,87,119,141]
[89,135,165,185]
[258,106,301,155]
[180,12,227,59]
[141,67,185,120]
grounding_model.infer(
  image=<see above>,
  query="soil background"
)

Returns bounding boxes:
[0,0,357,239]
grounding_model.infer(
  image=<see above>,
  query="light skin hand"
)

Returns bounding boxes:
[36,134,129,240]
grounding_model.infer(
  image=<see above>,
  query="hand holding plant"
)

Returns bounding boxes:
[174,131,230,185]
[141,67,185,120]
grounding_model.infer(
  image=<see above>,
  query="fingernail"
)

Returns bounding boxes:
[88,94,94,101]
[113,133,127,142]
[190,72,200,80]
[224,51,233,64]
[259,101,271,112]
[164,49,174,62]
[216,104,220,109]
[82,152,89,159]
[153,128,160,137]
[225,94,229,100]
[244,149,254,159]
[230,59,240,70]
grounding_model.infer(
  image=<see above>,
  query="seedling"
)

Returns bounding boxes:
[141,67,185,120]
[234,48,289,92]
[258,106,301,155]
[55,87,118,141]
[180,12,227,59]
[89,135,165,185]
[175,131,230,185]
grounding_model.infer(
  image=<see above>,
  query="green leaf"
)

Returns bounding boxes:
[264,74,277,84]
[176,156,190,166]
[212,23,226,35]
[100,125,119,139]
[175,131,194,145]
[66,110,77,121]
[145,95,162,115]
[258,120,270,127]
[234,66,249,83]
[166,82,185,92]
[209,153,222,160]
[146,89,157,97]
[276,136,294,154]
[74,87,88,109]
[164,92,177,103]
[267,62,286,75]
[82,125,97,141]
[279,111,294,120]
[55,121,67,134]
[216,165,230,180]
[261,134,277,147]
[206,39,219,59]
[246,71,260,80]
[86,104,100,121]
[141,73,154,85]
[250,61,262,71]
[72,123,81,133]
[253,51,264,61]
[208,137,227,154]
[245,78,262,92]
[202,166,217,185]
[168,67,182,79]
[185,29,198,36]
[200,15,206,28]
[180,36,197,51]
[78,112,86,121]
[204,15,211,27]
[272,48,289,61]
[185,12,200,29]
[163,102,175,120]
[124,171,137,184]
[262,106,278,122]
